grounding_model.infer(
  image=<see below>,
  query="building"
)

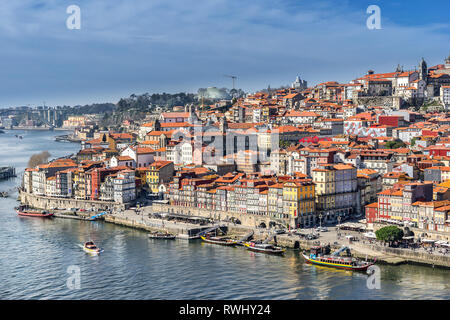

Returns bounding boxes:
[441,85,450,108]
[312,164,358,223]
[282,180,315,228]
[113,170,136,204]
[146,161,175,194]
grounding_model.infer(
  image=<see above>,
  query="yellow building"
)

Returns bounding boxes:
[145,161,174,194]
[312,164,358,222]
[282,180,315,227]
[63,116,87,128]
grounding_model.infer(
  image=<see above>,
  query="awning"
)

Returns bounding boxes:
[421,239,435,243]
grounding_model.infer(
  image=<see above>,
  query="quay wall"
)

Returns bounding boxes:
[150,203,290,228]
[373,222,450,242]
[359,244,450,268]
[104,214,218,237]
[19,190,127,211]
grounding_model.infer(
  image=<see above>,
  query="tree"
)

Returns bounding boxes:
[385,139,406,149]
[375,226,404,244]
[410,137,417,147]
[27,151,51,168]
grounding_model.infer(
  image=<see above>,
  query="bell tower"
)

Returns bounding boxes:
[419,57,428,82]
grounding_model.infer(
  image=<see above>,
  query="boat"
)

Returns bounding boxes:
[302,245,375,271]
[244,242,286,255]
[200,234,237,246]
[83,241,102,254]
[15,207,54,218]
[148,232,176,240]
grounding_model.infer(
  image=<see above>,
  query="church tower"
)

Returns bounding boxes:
[219,116,228,134]
[154,119,161,131]
[419,57,428,82]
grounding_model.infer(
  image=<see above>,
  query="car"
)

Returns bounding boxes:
[274,229,286,235]
[320,227,328,232]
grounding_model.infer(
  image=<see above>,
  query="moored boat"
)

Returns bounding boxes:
[15,207,54,218]
[244,242,285,255]
[302,246,375,271]
[148,232,176,240]
[200,235,237,246]
[83,241,102,254]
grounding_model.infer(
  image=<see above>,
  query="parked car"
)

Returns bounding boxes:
[274,229,286,235]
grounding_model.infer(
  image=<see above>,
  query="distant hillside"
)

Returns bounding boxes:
[70,103,116,115]
[116,92,197,112]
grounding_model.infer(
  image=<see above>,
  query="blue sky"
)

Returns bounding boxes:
[0,0,449,107]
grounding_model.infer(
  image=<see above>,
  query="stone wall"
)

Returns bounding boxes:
[150,203,290,228]
[372,222,450,241]
[353,96,403,109]
[19,190,127,211]
[366,244,450,268]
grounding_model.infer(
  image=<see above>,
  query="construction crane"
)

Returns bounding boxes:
[224,75,238,90]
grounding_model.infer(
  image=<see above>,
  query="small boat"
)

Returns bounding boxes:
[83,241,102,254]
[148,232,176,240]
[244,242,286,255]
[302,246,375,271]
[200,235,237,246]
[15,207,54,218]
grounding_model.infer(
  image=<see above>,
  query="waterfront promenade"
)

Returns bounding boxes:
[97,206,450,268]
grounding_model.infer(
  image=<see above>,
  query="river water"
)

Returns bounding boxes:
[0,129,449,300]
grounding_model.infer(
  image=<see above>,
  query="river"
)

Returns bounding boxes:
[0,129,449,299]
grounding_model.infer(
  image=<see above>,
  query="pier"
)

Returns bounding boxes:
[0,167,16,180]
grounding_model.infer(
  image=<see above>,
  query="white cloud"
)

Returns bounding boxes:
[0,0,449,106]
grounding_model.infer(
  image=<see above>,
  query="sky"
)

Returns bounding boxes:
[0,0,449,107]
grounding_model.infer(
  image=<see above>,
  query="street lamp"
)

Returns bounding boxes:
[319,214,323,229]
[337,216,341,236]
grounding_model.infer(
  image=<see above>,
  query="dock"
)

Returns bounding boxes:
[0,167,16,180]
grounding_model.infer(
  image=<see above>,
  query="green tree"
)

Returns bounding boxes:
[375,226,404,244]
[385,139,406,149]
[410,137,417,147]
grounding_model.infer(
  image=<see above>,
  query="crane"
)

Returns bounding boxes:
[224,75,238,90]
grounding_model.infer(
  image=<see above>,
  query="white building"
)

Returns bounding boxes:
[441,85,450,108]
[120,146,155,168]
[113,170,136,204]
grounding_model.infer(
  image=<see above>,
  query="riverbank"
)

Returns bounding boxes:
[19,190,450,268]
[97,207,450,269]
[19,190,127,211]
[9,127,69,131]
[54,134,83,143]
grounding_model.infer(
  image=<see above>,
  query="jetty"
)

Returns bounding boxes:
[55,134,83,143]
[0,167,16,180]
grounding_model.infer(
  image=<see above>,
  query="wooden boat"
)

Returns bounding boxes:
[302,246,375,271]
[200,235,237,246]
[83,241,102,254]
[148,232,176,240]
[244,242,285,255]
[16,207,54,218]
